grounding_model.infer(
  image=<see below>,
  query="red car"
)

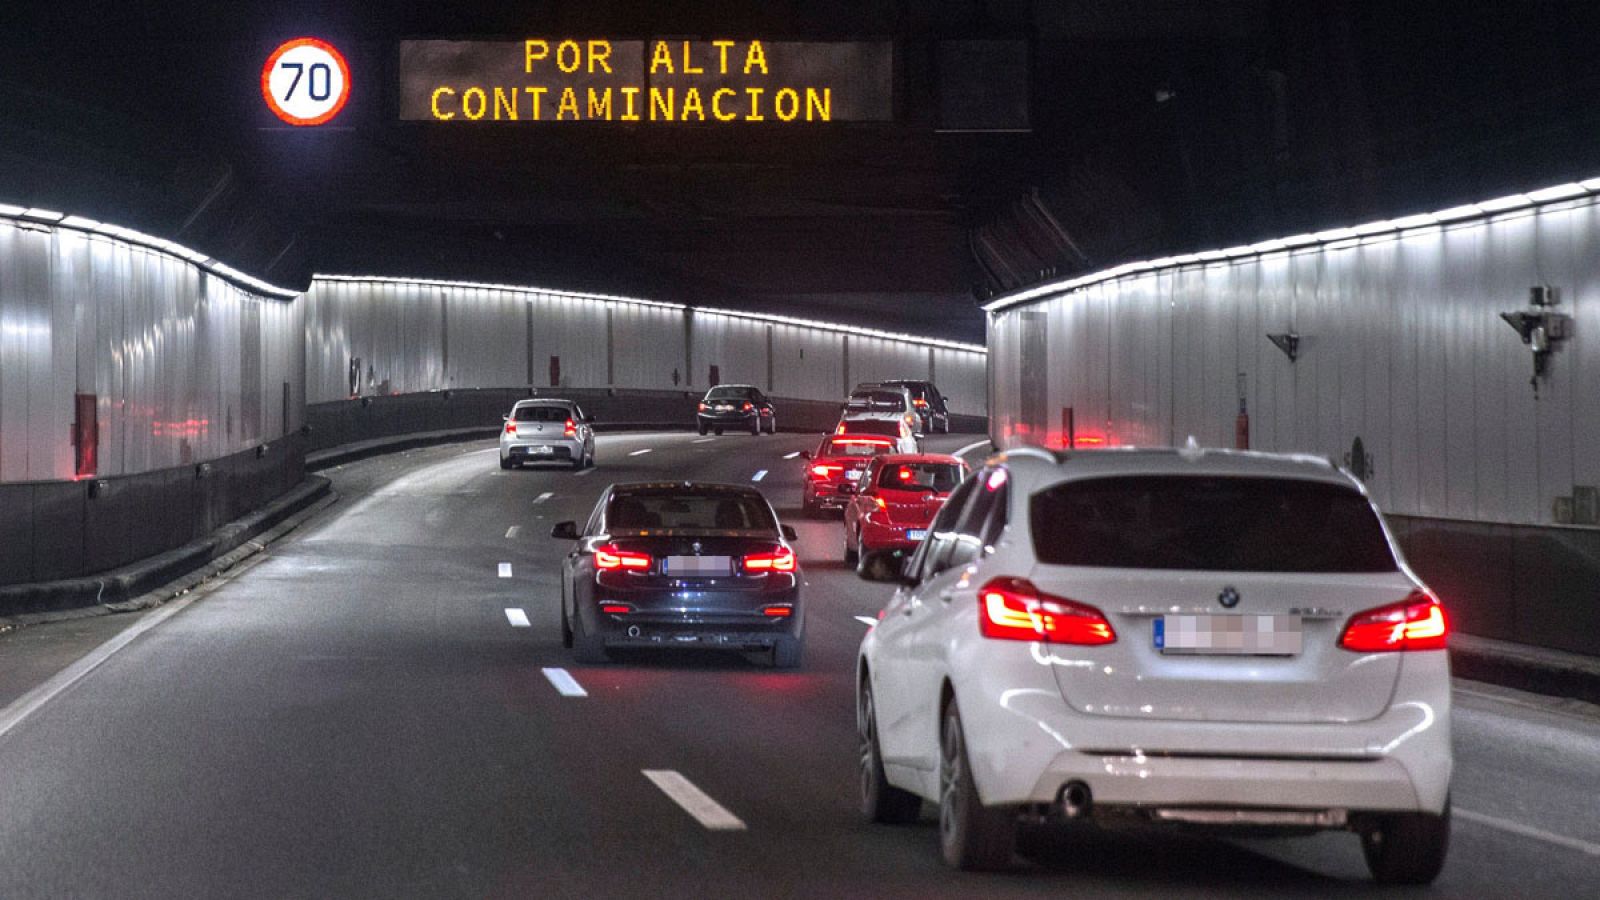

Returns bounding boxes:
[800,435,897,516]
[841,453,969,576]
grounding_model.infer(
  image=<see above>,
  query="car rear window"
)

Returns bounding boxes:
[706,387,753,400]
[608,490,777,532]
[1029,476,1398,572]
[838,419,900,437]
[846,391,906,412]
[877,462,964,492]
[822,437,893,457]
[513,405,570,422]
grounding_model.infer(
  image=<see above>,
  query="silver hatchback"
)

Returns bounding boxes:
[500,400,596,470]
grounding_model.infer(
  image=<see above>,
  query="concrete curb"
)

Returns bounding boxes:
[0,476,335,626]
[1451,634,1600,706]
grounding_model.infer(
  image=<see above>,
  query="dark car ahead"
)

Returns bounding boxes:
[877,379,950,434]
[551,482,804,668]
[697,384,776,435]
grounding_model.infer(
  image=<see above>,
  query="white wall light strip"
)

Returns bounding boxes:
[313,273,685,312]
[982,177,1600,314]
[0,203,301,300]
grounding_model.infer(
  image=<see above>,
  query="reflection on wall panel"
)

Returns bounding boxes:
[988,195,1600,527]
[0,219,302,483]
[305,278,988,415]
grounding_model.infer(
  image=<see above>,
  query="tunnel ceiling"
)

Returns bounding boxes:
[6,1,1600,342]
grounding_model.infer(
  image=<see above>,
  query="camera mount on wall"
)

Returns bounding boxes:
[1500,286,1571,392]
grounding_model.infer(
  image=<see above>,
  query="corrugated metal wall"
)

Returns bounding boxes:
[305,279,989,415]
[0,219,303,484]
[988,195,1600,528]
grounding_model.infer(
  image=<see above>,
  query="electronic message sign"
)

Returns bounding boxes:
[399,40,893,123]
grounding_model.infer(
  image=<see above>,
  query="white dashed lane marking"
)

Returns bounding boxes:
[533,492,554,504]
[630,448,653,456]
[505,526,521,539]
[1456,808,1600,857]
[783,451,801,459]
[541,667,589,697]
[498,563,513,578]
[693,438,715,444]
[752,470,768,482]
[642,770,747,831]
[854,615,878,627]
[575,468,596,476]
[505,608,531,627]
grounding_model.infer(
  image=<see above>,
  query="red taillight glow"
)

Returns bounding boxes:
[836,423,847,434]
[742,401,754,411]
[810,463,841,479]
[600,603,632,614]
[1339,591,1449,652]
[698,402,708,411]
[504,421,516,434]
[914,398,928,407]
[564,418,577,437]
[978,577,1116,645]
[897,466,914,481]
[743,547,796,572]
[594,545,652,571]
[831,438,893,447]
[762,605,794,617]
[872,496,887,510]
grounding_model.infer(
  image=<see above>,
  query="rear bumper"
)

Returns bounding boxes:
[698,413,757,425]
[859,520,928,554]
[501,437,582,461]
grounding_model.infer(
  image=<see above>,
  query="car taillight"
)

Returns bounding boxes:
[564,418,577,437]
[504,421,515,434]
[872,496,887,510]
[914,398,928,407]
[698,402,708,411]
[594,545,652,571]
[742,401,753,411]
[761,605,794,617]
[810,463,841,479]
[978,577,1116,645]
[743,547,796,572]
[1339,590,1449,652]
[600,603,633,614]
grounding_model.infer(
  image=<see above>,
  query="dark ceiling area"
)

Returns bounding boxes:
[5,1,1600,342]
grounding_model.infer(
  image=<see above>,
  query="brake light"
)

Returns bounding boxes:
[978,577,1116,645]
[600,603,632,614]
[743,547,796,572]
[594,545,652,571]
[742,401,753,411]
[810,463,842,479]
[698,402,708,411]
[1339,591,1449,652]
[762,605,794,617]
[504,421,516,434]
[914,398,928,407]
[873,496,887,510]
[836,423,847,434]
[564,418,577,437]
[832,438,892,447]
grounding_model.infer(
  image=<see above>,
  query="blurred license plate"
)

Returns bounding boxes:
[906,529,928,540]
[532,445,552,454]
[1154,615,1302,656]
[665,556,732,575]
[845,469,863,481]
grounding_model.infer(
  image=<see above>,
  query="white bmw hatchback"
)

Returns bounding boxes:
[857,447,1452,884]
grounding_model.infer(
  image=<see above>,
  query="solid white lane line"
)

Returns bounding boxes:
[498,563,513,578]
[629,448,653,456]
[541,667,589,697]
[505,608,531,627]
[533,492,554,504]
[1456,807,1600,857]
[642,770,747,831]
[783,451,802,459]
[954,439,991,458]
[752,469,768,482]
[505,526,522,539]
[693,437,715,444]
[0,592,200,741]
[854,615,878,627]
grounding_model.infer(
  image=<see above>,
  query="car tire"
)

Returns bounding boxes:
[571,607,609,665]
[499,456,513,470]
[856,547,875,579]
[571,453,585,470]
[939,698,1016,871]
[770,634,804,669]
[714,427,724,436]
[560,600,574,649]
[1360,800,1451,885]
[749,420,761,435]
[858,678,922,825]
[697,422,709,436]
[767,416,777,434]
[844,529,859,565]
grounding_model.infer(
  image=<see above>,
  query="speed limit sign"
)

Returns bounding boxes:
[261,38,351,126]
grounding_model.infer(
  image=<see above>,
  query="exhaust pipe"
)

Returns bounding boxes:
[627,625,641,638]
[1060,781,1093,820]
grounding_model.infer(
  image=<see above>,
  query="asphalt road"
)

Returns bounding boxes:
[0,431,1597,898]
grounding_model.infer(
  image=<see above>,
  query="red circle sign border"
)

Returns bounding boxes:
[260,37,352,127]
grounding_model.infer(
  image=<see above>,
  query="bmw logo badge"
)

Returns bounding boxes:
[1218,586,1241,609]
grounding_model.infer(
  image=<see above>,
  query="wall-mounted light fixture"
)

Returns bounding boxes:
[1266,332,1300,363]
[1500,286,1572,390]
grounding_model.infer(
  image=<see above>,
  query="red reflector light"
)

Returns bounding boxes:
[600,603,632,614]
[594,545,652,571]
[743,547,796,572]
[762,605,794,617]
[978,577,1116,645]
[1339,591,1449,652]
[564,418,577,437]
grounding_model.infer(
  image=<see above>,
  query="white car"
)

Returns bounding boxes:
[856,446,1452,884]
[500,399,596,470]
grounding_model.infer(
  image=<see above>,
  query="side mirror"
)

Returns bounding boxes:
[780,524,798,541]
[502,414,510,422]
[798,450,812,460]
[550,521,579,540]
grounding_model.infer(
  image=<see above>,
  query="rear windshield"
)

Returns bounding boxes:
[877,462,964,492]
[846,391,906,412]
[888,382,930,400]
[838,419,900,437]
[706,387,754,400]
[822,438,893,457]
[1030,476,1398,572]
[513,405,570,422]
[608,490,777,532]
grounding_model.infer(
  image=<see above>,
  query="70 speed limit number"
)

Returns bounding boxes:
[261,38,351,126]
